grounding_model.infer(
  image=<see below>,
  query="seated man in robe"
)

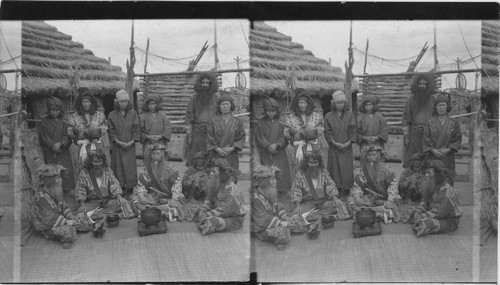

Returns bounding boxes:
[130,143,185,221]
[398,153,428,202]
[347,145,401,223]
[75,150,134,220]
[182,151,210,201]
[252,164,306,251]
[192,159,247,235]
[291,149,351,222]
[32,165,90,249]
[401,160,462,237]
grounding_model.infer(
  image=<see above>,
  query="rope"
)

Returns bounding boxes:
[0,29,20,71]
[239,21,249,48]
[352,45,420,62]
[134,46,199,62]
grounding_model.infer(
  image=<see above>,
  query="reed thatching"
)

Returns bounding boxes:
[250,22,348,97]
[481,20,499,96]
[21,21,128,98]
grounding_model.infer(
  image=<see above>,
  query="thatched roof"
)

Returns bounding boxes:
[482,20,499,96]
[250,22,349,97]
[21,21,128,97]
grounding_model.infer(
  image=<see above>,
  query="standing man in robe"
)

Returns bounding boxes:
[206,93,246,172]
[185,72,219,166]
[255,97,290,195]
[38,97,75,193]
[324,90,357,196]
[108,90,140,196]
[402,73,436,168]
[140,94,171,159]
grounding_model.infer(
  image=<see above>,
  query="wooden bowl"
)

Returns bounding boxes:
[355,208,376,229]
[140,207,162,227]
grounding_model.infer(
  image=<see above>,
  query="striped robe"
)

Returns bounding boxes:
[412,183,462,236]
[75,167,123,203]
[251,192,291,245]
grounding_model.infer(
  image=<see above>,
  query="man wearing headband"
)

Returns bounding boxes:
[108,90,140,196]
[38,97,75,192]
[131,143,186,222]
[349,145,401,222]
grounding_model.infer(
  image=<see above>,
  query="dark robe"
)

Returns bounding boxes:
[356,112,388,150]
[423,115,462,174]
[255,116,290,193]
[185,93,218,166]
[402,95,435,167]
[108,109,140,188]
[140,112,171,154]
[206,114,246,171]
[324,110,357,191]
[38,116,76,191]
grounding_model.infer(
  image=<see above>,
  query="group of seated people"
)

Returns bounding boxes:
[31,143,247,249]
[251,145,462,251]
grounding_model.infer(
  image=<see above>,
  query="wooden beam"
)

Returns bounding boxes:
[136,68,253,77]
[354,68,480,78]
[0,69,20,74]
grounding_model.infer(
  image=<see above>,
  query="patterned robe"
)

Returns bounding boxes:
[252,192,292,246]
[255,116,290,193]
[75,167,123,210]
[31,190,77,243]
[140,112,171,155]
[356,112,389,151]
[291,168,350,221]
[348,166,399,214]
[185,94,218,166]
[402,95,435,167]
[284,111,328,178]
[407,183,462,237]
[38,116,75,191]
[206,114,246,171]
[181,167,209,200]
[67,110,111,170]
[324,110,357,191]
[198,181,247,234]
[132,162,184,213]
[423,115,462,174]
[108,109,140,188]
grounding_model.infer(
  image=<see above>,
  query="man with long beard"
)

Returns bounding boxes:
[185,72,219,166]
[291,149,351,222]
[131,143,185,221]
[192,159,247,235]
[31,165,82,249]
[348,145,401,223]
[251,164,306,251]
[400,160,461,237]
[402,73,436,168]
[75,150,134,220]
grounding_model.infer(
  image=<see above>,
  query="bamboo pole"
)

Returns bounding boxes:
[144,38,149,74]
[136,68,253,77]
[363,39,369,75]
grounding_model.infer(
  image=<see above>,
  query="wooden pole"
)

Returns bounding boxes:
[136,68,253,77]
[144,38,150,74]
[363,39,369,74]
[354,68,480,78]
[344,21,354,109]
[214,21,219,70]
[434,21,439,70]
[126,20,136,104]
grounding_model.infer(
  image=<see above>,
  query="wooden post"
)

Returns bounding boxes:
[125,20,136,107]
[108,57,111,64]
[434,21,439,69]
[144,38,150,74]
[363,39,369,74]
[344,21,354,109]
[214,21,219,70]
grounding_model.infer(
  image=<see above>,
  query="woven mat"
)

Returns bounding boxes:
[0,237,14,282]
[479,236,498,282]
[255,234,474,282]
[21,232,249,282]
